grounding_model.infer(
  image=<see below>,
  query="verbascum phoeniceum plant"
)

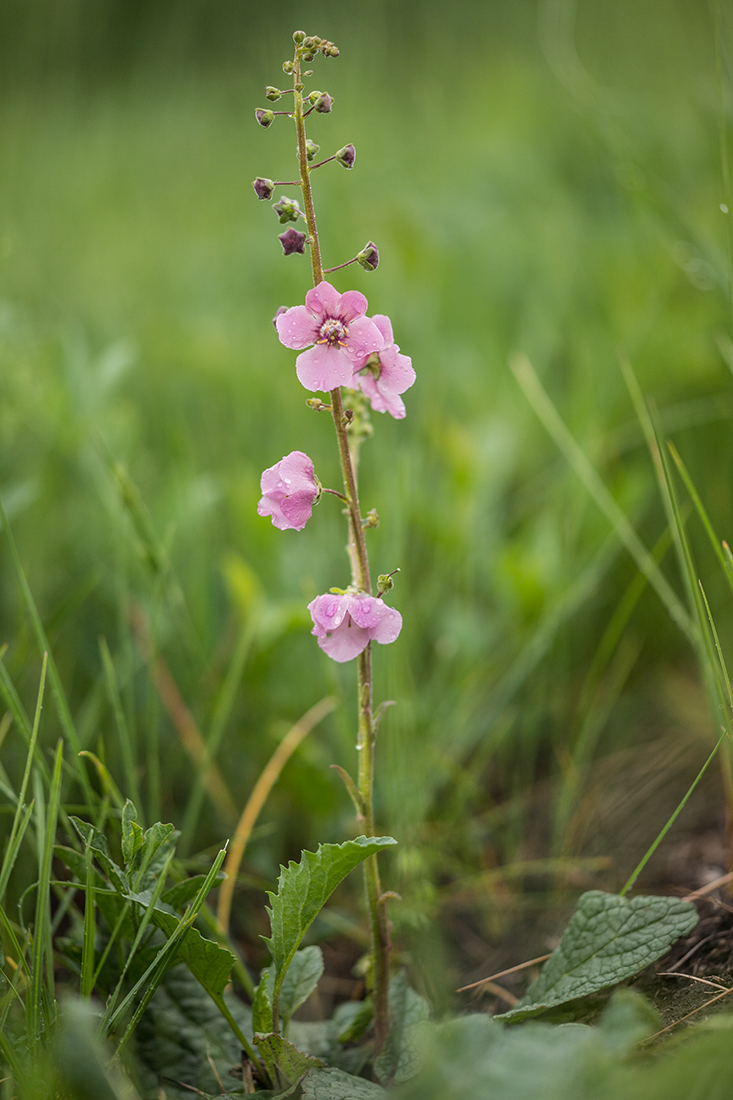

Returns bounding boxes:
[252,31,415,1058]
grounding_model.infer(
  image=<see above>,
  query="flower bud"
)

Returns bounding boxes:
[265,86,282,102]
[314,92,333,114]
[301,50,316,62]
[272,195,302,224]
[278,228,306,255]
[336,143,356,169]
[306,397,331,410]
[305,140,320,162]
[255,109,275,128]
[326,45,339,57]
[377,570,399,595]
[356,241,379,271]
[293,31,306,44]
[308,89,322,104]
[364,509,380,529]
[252,177,275,200]
[303,36,315,48]
[282,60,294,74]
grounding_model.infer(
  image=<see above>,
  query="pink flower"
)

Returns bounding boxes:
[258,451,320,531]
[308,591,402,662]
[353,315,415,419]
[275,281,383,392]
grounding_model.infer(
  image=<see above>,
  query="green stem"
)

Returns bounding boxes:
[292,47,390,1054]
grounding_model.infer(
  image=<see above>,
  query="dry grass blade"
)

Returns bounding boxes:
[683,870,733,901]
[456,953,552,993]
[217,695,338,935]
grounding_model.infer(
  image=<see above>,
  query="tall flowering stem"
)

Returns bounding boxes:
[291,44,391,1053]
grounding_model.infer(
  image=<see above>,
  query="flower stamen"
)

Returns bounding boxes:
[318,317,349,345]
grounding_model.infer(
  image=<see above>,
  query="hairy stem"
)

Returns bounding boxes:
[292,48,390,1054]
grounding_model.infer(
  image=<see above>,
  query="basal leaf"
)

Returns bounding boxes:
[263,836,396,1022]
[69,817,129,894]
[301,1067,386,1099]
[497,891,698,1022]
[161,872,225,912]
[121,799,144,865]
[128,890,235,999]
[253,1032,324,1088]
[374,970,430,1085]
[253,967,274,1035]
[280,945,324,1024]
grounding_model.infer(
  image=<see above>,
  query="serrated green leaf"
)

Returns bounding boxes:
[136,963,253,1100]
[69,817,129,894]
[121,799,144,865]
[280,945,324,1025]
[130,820,177,883]
[263,836,396,1026]
[161,872,225,911]
[497,891,698,1022]
[374,970,430,1085]
[254,1032,324,1088]
[253,966,274,1035]
[301,1067,386,1099]
[128,890,235,999]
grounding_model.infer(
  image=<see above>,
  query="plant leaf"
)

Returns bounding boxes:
[374,970,430,1085]
[128,890,235,999]
[496,891,698,1022]
[121,799,144,865]
[252,966,274,1035]
[253,1032,324,1088]
[301,1067,386,1099]
[263,836,396,1024]
[69,817,129,894]
[161,872,225,911]
[280,945,324,1025]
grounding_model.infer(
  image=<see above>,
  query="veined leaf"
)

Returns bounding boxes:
[374,971,429,1085]
[254,1031,324,1088]
[280,946,324,1025]
[121,799,144,865]
[301,1067,386,1099]
[252,966,274,1035]
[69,818,129,894]
[497,891,697,1022]
[263,836,396,1026]
[128,890,235,999]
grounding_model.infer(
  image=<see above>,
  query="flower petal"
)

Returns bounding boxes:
[279,490,316,531]
[308,593,348,635]
[276,305,318,350]
[344,316,384,362]
[338,290,369,324]
[371,314,394,344]
[296,344,354,392]
[370,603,403,644]
[276,450,317,493]
[305,281,341,319]
[317,616,371,662]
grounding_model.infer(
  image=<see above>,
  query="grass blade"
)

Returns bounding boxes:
[28,739,63,1039]
[510,352,695,644]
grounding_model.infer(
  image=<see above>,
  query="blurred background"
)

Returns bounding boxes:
[1,0,732,1007]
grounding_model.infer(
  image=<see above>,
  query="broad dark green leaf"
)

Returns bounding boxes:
[497,891,697,1022]
[253,1032,323,1088]
[161,872,225,912]
[374,970,429,1085]
[301,1067,386,1099]
[252,966,274,1035]
[280,945,324,1024]
[128,890,235,999]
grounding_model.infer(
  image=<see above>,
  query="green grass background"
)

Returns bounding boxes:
[1,0,732,987]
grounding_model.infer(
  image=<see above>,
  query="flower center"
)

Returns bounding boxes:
[317,317,349,347]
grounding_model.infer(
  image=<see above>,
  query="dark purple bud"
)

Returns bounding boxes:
[278,228,306,255]
[255,109,275,128]
[272,195,302,224]
[253,177,275,200]
[265,86,282,102]
[272,305,288,328]
[315,92,333,114]
[336,144,356,169]
[305,139,320,162]
[356,241,379,271]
